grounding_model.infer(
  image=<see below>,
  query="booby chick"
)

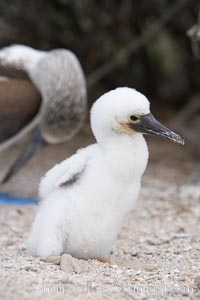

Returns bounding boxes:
[0,44,87,183]
[27,87,184,271]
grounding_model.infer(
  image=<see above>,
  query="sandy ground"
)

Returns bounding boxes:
[0,124,200,300]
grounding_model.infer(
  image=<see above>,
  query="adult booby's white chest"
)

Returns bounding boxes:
[27,87,184,262]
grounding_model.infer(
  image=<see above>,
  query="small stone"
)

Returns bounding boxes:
[19,265,37,271]
[194,276,200,289]
[126,270,133,276]
[60,254,89,274]
[116,269,123,274]
[176,255,184,261]
[45,256,61,265]
[183,245,193,252]
[174,268,180,274]
[110,264,118,269]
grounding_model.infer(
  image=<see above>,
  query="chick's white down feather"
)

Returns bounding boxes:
[27,87,149,260]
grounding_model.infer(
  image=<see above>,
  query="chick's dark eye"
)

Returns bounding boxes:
[130,115,140,122]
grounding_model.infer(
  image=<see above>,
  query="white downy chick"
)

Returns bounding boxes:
[27,87,184,261]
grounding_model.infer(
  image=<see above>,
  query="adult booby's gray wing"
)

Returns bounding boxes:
[0,45,45,183]
[0,45,87,184]
[0,64,28,79]
[0,45,44,151]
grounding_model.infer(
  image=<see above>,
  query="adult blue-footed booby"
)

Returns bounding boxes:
[27,87,184,272]
[0,45,87,183]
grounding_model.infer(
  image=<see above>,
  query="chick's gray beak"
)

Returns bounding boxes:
[130,113,184,145]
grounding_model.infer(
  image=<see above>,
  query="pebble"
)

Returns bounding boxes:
[60,254,90,274]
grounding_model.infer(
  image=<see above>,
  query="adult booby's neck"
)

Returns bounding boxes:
[100,133,149,181]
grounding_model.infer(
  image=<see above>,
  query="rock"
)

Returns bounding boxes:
[45,255,61,265]
[60,254,90,274]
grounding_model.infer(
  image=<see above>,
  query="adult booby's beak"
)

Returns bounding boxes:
[129,113,184,145]
[1,127,48,184]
